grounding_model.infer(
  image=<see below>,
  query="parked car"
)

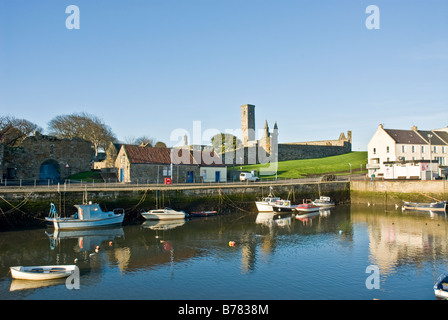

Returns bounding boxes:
[240,172,259,182]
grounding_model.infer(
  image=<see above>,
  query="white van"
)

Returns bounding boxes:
[240,172,259,182]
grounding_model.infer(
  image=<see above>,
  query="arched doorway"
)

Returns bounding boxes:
[39,159,61,181]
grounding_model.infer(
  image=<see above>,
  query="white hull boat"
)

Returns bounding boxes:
[141,207,188,220]
[434,274,448,299]
[10,265,76,281]
[46,202,124,230]
[255,196,281,212]
[312,196,335,207]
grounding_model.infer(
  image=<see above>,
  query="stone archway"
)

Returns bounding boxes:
[39,159,61,181]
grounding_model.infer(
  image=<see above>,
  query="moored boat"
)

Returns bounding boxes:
[295,199,320,213]
[272,199,298,212]
[255,196,281,212]
[312,196,335,207]
[434,274,448,299]
[46,202,125,230]
[190,211,218,217]
[402,200,446,212]
[10,265,76,281]
[141,207,188,220]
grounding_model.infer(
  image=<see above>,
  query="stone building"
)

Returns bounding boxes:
[1,132,94,180]
[226,104,352,165]
[115,145,226,183]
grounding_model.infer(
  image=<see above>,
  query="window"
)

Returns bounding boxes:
[373,148,376,154]
[434,146,437,153]
[402,145,405,153]
[412,146,415,153]
[421,146,425,153]
[386,146,389,153]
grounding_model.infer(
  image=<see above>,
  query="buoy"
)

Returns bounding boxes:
[95,246,100,253]
[109,241,113,246]
[339,230,343,234]
[228,241,236,247]
[74,258,78,263]
[89,253,95,257]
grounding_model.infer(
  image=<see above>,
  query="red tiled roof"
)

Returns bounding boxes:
[123,145,224,166]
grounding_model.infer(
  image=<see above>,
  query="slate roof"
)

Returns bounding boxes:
[123,145,224,166]
[384,129,427,144]
[434,131,448,145]
[417,130,447,145]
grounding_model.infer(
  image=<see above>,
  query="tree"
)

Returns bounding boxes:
[0,116,42,147]
[211,133,242,154]
[48,112,116,156]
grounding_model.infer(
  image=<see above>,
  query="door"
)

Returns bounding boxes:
[120,168,124,182]
[187,171,194,183]
[215,171,220,182]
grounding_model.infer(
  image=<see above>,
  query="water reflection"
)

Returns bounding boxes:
[351,204,448,279]
[1,204,447,299]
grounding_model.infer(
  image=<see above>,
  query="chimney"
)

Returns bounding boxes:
[411,125,418,131]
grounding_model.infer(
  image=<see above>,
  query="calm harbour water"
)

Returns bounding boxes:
[1,203,447,300]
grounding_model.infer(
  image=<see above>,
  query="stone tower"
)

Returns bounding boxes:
[241,104,255,146]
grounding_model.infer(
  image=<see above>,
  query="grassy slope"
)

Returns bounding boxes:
[232,151,368,179]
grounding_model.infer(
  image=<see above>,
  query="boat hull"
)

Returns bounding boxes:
[10,265,76,281]
[256,202,275,212]
[190,211,218,217]
[273,205,297,212]
[51,214,124,230]
[295,205,320,212]
[141,210,187,220]
[402,201,446,212]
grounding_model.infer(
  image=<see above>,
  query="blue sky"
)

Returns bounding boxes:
[1,0,447,151]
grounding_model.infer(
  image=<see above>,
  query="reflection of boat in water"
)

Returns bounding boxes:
[10,265,76,281]
[46,227,124,251]
[141,208,188,220]
[434,274,448,299]
[46,202,125,230]
[255,212,292,227]
[10,278,67,292]
[142,219,185,230]
[402,201,446,212]
[295,211,320,222]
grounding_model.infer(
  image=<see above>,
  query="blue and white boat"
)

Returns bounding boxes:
[46,202,125,230]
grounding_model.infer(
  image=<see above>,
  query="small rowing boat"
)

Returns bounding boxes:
[190,211,218,217]
[402,200,446,212]
[434,274,448,299]
[10,265,76,281]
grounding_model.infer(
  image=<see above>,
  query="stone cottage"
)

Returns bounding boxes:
[115,145,226,184]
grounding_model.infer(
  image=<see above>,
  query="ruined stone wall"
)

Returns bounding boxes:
[277,141,352,161]
[4,134,93,180]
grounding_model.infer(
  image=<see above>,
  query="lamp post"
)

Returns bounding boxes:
[428,134,433,180]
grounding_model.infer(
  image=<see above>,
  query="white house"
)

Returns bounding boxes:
[367,125,448,180]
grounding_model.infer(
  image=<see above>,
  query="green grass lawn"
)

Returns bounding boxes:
[232,151,367,179]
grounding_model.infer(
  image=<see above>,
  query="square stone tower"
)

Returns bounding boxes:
[241,104,255,146]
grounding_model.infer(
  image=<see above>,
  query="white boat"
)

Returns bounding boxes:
[312,196,335,207]
[46,202,125,230]
[140,207,188,220]
[272,199,298,212]
[434,274,448,299]
[255,196,281,212]
[10,265,76,281]
[402,200,446,212]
